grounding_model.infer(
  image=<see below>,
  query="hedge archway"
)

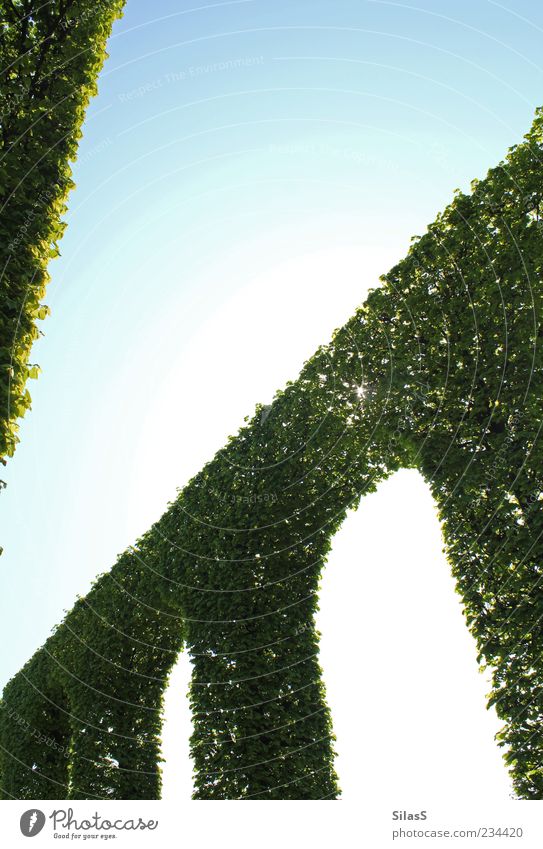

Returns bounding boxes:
[1,106,542,799]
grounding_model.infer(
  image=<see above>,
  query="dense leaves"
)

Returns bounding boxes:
[1,65,542,797]
[0,0,125,468]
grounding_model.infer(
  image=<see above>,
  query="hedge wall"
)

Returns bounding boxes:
[0,0,125,470]
[1,69,542,798]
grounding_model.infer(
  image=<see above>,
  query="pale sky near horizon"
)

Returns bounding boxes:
[2,0,543,801]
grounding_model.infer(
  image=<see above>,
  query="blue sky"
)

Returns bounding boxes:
[2,0,543,799]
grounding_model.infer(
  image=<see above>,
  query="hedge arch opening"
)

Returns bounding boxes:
[316,468,513,801]
[1,107,543,800]
[160,653,193,800]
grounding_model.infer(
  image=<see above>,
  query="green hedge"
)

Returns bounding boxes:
[1,49,542,797]
[0,0,125,470]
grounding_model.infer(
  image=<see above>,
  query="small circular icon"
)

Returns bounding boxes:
[20,810,46,837]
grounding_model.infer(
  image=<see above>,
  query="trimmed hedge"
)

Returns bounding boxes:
[1,73,542,797]
[0,0,125,470]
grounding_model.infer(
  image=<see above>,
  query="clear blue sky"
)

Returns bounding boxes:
[2,0,543,799]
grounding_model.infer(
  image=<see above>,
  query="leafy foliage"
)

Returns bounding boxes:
[1,64,542,797]
[0,0,125,468]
